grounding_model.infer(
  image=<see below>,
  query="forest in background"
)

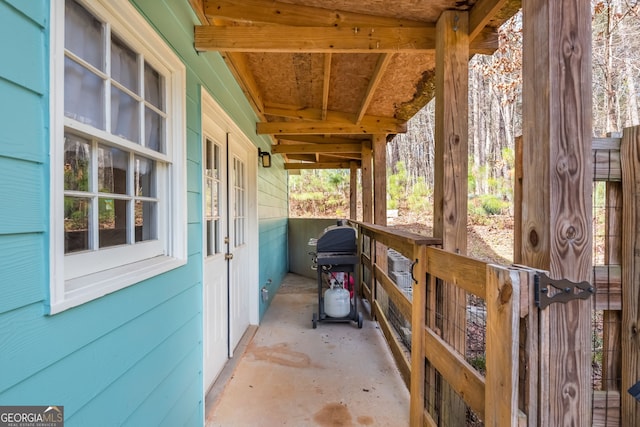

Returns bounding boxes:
[289,1,640,234]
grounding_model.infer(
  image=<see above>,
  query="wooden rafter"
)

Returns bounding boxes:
[469,0,509,42]
[221,52,266,117]
[194,25,498,54]
[356,53,392,124]
[189,0,209,24]
[322,53,332,121]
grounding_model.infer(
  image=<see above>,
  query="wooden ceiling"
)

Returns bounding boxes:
[190,0,521,169]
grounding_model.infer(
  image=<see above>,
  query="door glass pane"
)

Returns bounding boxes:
[134,156,155,197]
[64,134,91,192]
[99,197,127,247]
[98,145,128,194]
[206,219,220,256]
[111,35,138,92]
[135,200,157,242]
[205,180,214,217]
[233,158,246,247]
[65,0,104,71]
[65,58,105,129]
[64,196,90,253]
[214,144,220,179]
[111,86,139,143]
[204,139,222,256]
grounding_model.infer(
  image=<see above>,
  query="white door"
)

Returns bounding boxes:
[202,92,258,393]
[228,135,251,354]
[203,128,228,391]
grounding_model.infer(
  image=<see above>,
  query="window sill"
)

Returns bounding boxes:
[48,255,186,314]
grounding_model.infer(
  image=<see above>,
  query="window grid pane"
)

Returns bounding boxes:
[135,200,157,242]
[144,62,163,110]
[98,197,128,248]
[64,196,91,253]
[65,0,104,71]
[98,144,128,194]
[111,86,140,143]
[64,57,105,129]
[111,35,138,93]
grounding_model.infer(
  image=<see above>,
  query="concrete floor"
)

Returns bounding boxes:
[205,273,410,427]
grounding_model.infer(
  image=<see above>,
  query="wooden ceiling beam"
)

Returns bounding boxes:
[469,0,508,42]
[321,152,362,161]
[257,117,406,135]
[278,153,363,163]
[285,162,356,170]
[265,104,375,124]
[265,105,323,121]
[272,143,363,154]
[284,154,318,162]
[203,0,428,28]
[356,53,392,124]
[195,25,498,54]
[277,135,368,145]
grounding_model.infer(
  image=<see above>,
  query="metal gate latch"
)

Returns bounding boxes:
[535,273,594,309]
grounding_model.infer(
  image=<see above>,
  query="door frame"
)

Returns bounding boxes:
[201,88,259,388]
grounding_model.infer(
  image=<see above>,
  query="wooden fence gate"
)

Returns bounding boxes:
[516,125,640,426]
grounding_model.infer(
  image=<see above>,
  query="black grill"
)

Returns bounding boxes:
[316,225,358,266]
[310,223,363,329]
[316,225,356,253]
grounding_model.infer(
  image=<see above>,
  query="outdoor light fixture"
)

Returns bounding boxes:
[258,147,271,168]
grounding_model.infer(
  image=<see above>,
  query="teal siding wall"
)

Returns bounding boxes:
[0,0,288,426]
[258,154,289,318]
[130,0,289,321]
[0,2,204,424]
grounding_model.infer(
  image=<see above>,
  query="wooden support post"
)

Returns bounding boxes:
[362,141,373,224]
[514,136,523,265]
[434,10,469,426]
[373,134,387,227]
[522,0,593,424]
[621,125,640,424]
[410,245,428,427]
[350,161,358,221]
[373,135,388,309]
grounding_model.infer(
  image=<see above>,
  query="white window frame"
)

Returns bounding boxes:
[49,0,187,313]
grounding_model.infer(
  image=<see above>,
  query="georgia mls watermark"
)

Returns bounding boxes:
[0,406,63,427]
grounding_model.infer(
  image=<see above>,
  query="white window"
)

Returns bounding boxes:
[49,0,186,313]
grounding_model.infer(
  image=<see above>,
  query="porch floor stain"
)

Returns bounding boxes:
[205,273,409,426]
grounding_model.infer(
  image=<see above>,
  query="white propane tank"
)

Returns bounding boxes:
[324,281,350,318]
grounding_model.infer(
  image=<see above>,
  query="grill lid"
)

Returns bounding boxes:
[316,225,356,253]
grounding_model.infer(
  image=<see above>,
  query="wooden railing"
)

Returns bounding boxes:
[352,221,531,426]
